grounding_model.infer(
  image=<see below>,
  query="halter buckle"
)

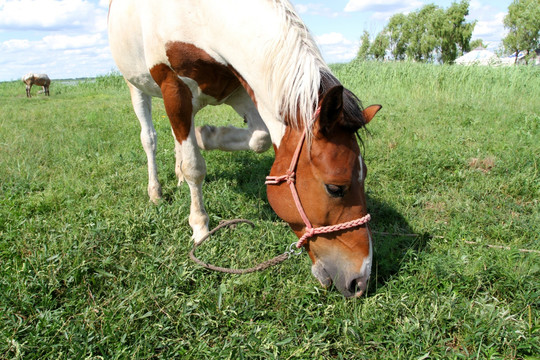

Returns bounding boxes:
[287,242,304,257]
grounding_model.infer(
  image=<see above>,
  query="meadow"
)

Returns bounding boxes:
[0,61,538,359]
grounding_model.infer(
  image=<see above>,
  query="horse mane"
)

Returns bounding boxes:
[343,89,366,131]
[263,0,335,141]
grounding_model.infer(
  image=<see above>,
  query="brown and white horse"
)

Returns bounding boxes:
[108,0,381,297]
[22,73,51,97]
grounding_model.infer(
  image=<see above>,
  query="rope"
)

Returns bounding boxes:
[189,219,297,274]
[296,214,371,248]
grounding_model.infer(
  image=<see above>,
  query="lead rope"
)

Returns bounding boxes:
[189,219,302,274]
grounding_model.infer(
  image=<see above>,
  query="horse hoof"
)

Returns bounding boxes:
[193,227,210,245]
[148,185,162,204]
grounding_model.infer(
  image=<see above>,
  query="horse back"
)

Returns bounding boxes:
[108,0,279,105]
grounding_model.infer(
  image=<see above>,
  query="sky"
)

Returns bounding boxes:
[0,0,513,82]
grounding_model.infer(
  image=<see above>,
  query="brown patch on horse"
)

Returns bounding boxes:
[227,65,257,106]
[165,41,241,102]
[149,63,193,143]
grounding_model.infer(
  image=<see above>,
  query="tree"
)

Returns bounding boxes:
[357,30,371,61]
[502,0,540,63]
[386,13,409,60]
[470,39,488,49]
[406,4,440,62]
[370,32,389,61]
[366,1,475,63]
[434,0,476,63]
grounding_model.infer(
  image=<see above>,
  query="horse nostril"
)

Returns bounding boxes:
[348,280,359,294]
[348,278,366,297]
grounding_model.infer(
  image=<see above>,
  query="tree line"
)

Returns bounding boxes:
[503,0,540,63]
[356,0,539,64]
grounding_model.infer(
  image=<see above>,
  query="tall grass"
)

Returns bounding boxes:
[1,63,538,359]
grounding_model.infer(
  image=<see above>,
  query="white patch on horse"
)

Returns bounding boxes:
[356,226,373,295]
[109,0,337,240]
[358,155,365,182]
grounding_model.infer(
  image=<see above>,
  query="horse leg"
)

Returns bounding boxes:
[195,88,271,153]
[26,84,31,98]
[150,65,209,243]
[180,127,209,243]
[126,81,162,203]
[44,85,50,96]
[173,133,184,185]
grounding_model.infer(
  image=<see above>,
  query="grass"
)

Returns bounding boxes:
[1,62,539,359]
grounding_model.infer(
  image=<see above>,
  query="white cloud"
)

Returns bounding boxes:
[0,0,107,32]
[344,0,424,22]
[0,38,31,51]
[0,0,113,81]
[316,32,351,46]
[467,1,507,47]
[315,32,358,62]
[473,13,506,37]
[295,3,339,17]
[42,33,105,50]
[0,32,114,80]
[345,0,408,13]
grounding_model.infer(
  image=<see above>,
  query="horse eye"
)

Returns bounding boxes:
[325,184,346,198]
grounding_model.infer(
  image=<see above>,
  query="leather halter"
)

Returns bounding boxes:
[265,128,371,248]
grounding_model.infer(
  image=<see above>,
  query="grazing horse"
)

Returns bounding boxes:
[22,73,51,97]
[108,0,381,297]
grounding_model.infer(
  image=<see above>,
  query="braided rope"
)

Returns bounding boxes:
[296,214,371,248]
[189,219,296,274]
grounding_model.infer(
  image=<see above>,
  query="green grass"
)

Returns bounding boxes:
[1,63,539,359]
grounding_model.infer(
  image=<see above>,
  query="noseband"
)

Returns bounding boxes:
[265,129,371,248]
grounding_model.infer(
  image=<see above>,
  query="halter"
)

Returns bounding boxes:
[265,123,371,248]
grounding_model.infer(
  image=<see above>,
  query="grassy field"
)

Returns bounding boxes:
[1,62,539,359]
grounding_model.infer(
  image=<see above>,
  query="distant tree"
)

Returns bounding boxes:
[370,32,389,61]
[386,13,409,60]
[357,30,371,61]
[502,0,540,63]
[406,4,440,62]
[470,39,488,49]
[367,1,475,63]
[434,0,476,63]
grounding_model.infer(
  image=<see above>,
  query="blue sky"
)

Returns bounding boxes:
[0,0,512,81]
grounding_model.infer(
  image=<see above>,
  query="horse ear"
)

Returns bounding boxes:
[318,85,344,134]
[362,104,382,124]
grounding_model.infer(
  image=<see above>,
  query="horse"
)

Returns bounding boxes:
[22,73,51,98]
[108,0,382,298]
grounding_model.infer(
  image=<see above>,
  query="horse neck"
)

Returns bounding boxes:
[202,1,330,143]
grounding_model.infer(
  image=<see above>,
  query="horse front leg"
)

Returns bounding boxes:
[151,65,209,243]
[172,134,184,186]
[26,84,31,98]
[180,130,209,243]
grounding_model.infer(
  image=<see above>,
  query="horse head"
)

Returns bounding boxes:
[267,85,381,298]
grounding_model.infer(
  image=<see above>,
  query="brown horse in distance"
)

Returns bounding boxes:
[22,73,51,98]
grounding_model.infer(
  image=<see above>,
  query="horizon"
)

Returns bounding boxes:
[0,0,513,82]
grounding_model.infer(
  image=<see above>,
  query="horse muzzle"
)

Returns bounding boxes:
[310,236,372,298]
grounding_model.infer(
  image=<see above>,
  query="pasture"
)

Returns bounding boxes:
[1,62,539,359]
